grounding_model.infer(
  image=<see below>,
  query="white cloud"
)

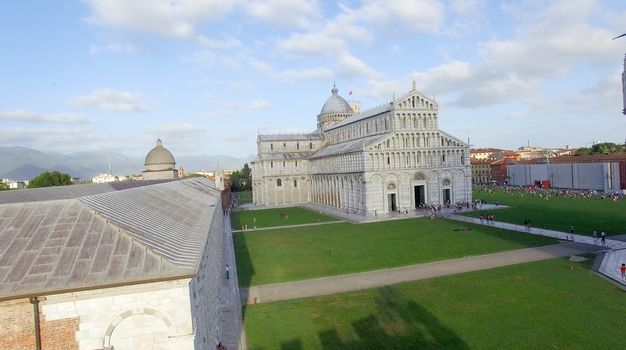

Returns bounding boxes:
[250,99,271,109]
[246,0,321,28]
[89,42,145,55]
[0,127,101,152]
[276,67,333,82]
[146,123,207,147]
[222,133,245,142]
[197,35,242,49]
[85,0,240,38]
[72,89,149,112]
[0,110,93,124]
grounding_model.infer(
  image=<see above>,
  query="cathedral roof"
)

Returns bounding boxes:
[145,139,176,166]
[258,133,321,141]
[319,85,353,115]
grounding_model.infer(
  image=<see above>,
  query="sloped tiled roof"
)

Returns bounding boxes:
[258,133,321,141]
[310,134,388,159]
[258,152,313,161]
[0,178,219,301]
[0,179,177,205]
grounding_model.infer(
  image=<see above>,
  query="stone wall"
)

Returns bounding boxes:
[189,198,235,349]
[22,279,196,350]
[0,298,80,350]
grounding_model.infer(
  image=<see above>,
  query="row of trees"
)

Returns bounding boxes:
[28,171,73,188]
[229,163,252,192]
[576,142,625,156]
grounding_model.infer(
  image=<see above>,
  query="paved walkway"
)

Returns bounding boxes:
[240,242,600,304]
[231,220,343,233]
[447,214,626,250]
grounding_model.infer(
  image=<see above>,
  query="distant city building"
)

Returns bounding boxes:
[142,139,179,180]
[252,83,472,214]
[1,178,29,189]
[470,159,492,184]
[91,173,117,183]
[470,148,503,160]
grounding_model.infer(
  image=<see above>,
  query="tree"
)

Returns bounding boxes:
[576,147,592,156]
[28,171,73,188]
[0,182,8,191]
[228,163,252,192]
[591,142,624,155]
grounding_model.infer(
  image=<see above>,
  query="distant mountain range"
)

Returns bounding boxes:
[0,146,254,180]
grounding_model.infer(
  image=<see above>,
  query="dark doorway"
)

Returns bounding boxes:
[414,185,425,208]
[443,189,451,204]
[388,193,397,212]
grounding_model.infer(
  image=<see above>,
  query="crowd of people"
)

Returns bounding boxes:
[475,184,623,202]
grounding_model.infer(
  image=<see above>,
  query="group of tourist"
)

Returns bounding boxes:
[476,184,623,202]
[479,213,495,224]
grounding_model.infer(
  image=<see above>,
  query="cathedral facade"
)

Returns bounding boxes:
[251,83,472,215]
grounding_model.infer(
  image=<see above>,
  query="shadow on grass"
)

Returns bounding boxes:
[319,287,468,349]
[234,232,255,290]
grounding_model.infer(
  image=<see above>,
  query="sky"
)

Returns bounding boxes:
[1,0,625,158]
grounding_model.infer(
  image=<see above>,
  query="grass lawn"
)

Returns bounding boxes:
[231,207,336,230]
[244,257,626,349]
[235,190,253,204]
[235,218,556,286]
[468,188,626,236]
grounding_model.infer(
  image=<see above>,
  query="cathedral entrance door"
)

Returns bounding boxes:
[443,188,451,204]
[388,193,397,212]
[414,185,425,208]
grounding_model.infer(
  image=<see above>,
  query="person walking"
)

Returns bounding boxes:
[600,231,606,245]
[225,264,230,280]
[592,230,598,243]
[621,263,626,280]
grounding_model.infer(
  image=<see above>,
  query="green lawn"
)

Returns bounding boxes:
[244,257,626,349]
[231,207,336,230]
[468,188,626,235]
[235,218,556,287]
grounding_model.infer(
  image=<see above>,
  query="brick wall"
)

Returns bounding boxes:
[0,298,79,350]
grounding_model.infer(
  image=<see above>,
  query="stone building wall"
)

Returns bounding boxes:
[0,298,80,350]
[3,279,197,350]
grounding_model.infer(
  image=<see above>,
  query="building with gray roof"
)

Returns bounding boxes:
[0,178,240,350]
[252,82,472,214]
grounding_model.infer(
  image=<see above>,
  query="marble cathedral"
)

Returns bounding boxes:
[251,83,472,215]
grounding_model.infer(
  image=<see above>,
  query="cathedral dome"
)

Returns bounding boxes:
[144,139,175,167]
[319,85,353,115]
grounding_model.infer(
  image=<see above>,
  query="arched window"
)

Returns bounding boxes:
[294,179,298,188]
[297,143,300,149]
[270,161,273,168]
[309,142,313,149]
[270,143,273,151]
[277,179,282,187]
[283,161,286,167]
[283,142,286,147]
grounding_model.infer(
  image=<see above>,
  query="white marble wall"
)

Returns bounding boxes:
[42,279,194,350]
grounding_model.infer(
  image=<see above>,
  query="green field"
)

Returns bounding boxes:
[244,257,626,349]
[235,217,556,286]
[469,188,626,236]
[231,207,336,230]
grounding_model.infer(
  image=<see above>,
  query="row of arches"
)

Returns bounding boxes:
[395,113,437,130]
[311,174,364,212]
[310,153,362,174]
[326,114,392,144]
[397,95,435,109]
[368,150,465,171]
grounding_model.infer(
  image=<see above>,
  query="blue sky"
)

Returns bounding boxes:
[1,0,625,158]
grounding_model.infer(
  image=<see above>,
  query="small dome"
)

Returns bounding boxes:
[144,139,175,166]
[320,84,353,115]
